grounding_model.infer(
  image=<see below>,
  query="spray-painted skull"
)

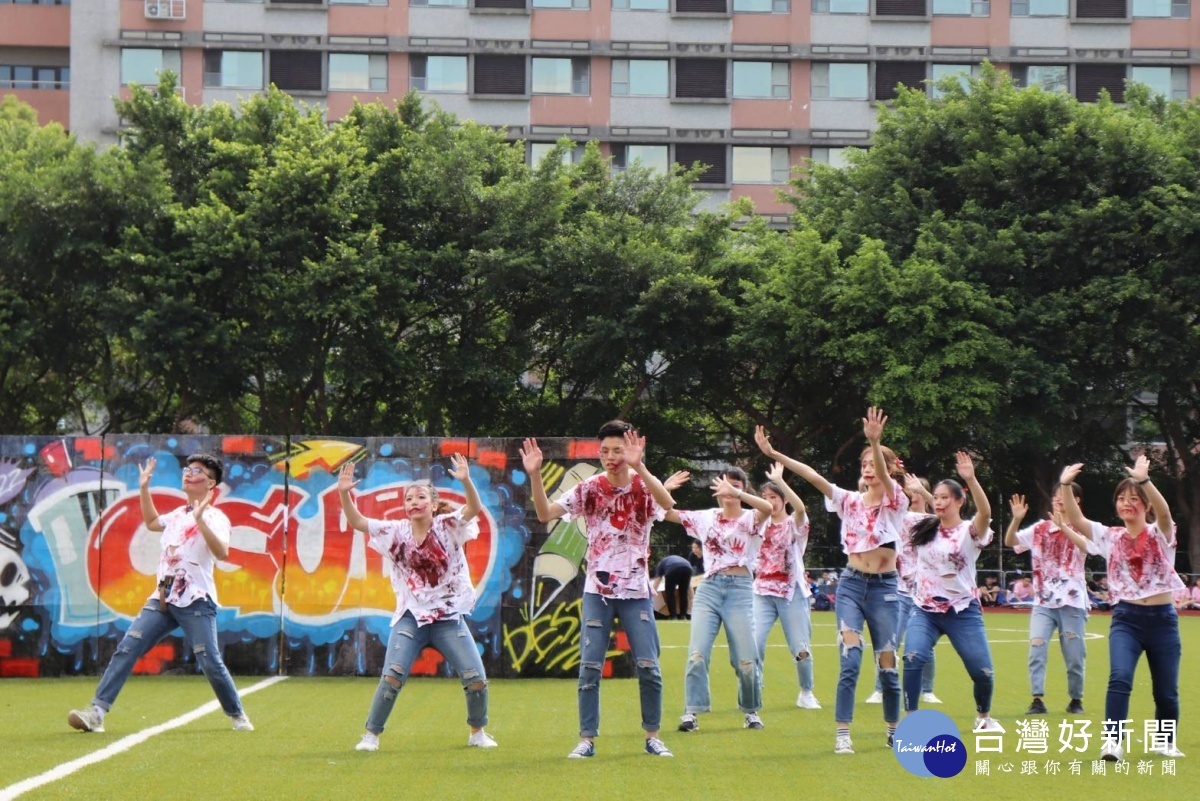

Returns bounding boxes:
[0,532,31,630]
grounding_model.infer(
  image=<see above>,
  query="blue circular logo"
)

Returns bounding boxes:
[892,710,967,778]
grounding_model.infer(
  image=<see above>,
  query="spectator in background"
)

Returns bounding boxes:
[1088,576,1111,611]
[688,540,705,575]
[1191,576,1200,610]
[978,576,1003,607]
[656,553,695,621]
[1172,575,1194,611]
[1010,575,1033,604]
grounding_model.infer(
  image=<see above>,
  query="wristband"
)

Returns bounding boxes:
[1137,478,1151,486]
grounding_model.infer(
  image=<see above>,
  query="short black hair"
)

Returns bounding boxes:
[597,420,634,440]
[722,466,750,487]
[186,453,223,485]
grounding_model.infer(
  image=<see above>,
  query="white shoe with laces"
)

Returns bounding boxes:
[1099,739,1124,761]
[1152,743,1184,758]
[865,691,883,704]
[921,692,943,704]
[834,735,855,755]
[355,732,380,752]
[973,717,1005,734]
[231,714,254,731]
[796,691,822,709]
[67,706,105,733]
[468,730,498,748]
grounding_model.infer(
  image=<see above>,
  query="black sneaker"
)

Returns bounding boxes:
[1066,699,1085,715]
[886,733,895,748]
[1025,698,1048,715]
[678,714,699,732]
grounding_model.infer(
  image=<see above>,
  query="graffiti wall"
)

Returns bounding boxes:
[0,435,629,680]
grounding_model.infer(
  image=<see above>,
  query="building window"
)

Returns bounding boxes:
[203,51,264,90]
[612,59,670,96]
[732,146,790,183]
[732,61,789,99]
[473,54,526,95]
[269,51,322,93]
[675,143,727,184]
[410,55,468,92]
[532,0,589,7]
[473,0,528,8]
[1130,66,1189,101]
[675,0,729,10]
[1012,64,1068,92]
[612,144,670,173]
[812,63,869,99]
[612,0,669,8]
[530,142,586,165]
[0,0,71,5]
[675,59,728,99]
[410,0,468,6]
[328,54,387,92]
[812,0,870,10]
[932,0,989,13]
[120,49,182,86]
[875,61,926,101]
[811,146,853,167]
[531,57,589,95]
[1074,0,1128,18]
[1010,0,1067,13]
[1131,0,1189,16]
[1075,63,1125,102]
[733,0,789,10]
[330,0,389,5]
[874,0,928,14]
[0,65,69,89]
[930,63,979,97]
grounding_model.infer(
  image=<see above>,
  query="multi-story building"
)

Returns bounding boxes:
[2,0,1198,216]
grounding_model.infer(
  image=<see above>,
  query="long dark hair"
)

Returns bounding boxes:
[909,479,966,548]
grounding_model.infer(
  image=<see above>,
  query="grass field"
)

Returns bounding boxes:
[1,610,1196,800]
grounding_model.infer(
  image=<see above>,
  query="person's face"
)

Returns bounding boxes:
[598,436,626,475]
[722,477,745,506]
[691,541,702,556]
[405,485,435,519]
[183,462,216,493]
[1115,488,1146,524]
[932,484,963,520]
[1051,492,1065,513]
[859,456,877,486]
[762,486,784,515]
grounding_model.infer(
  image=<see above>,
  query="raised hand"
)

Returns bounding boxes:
[903,473,924,496]
[663,470,692,492]
[519,438,544,474]
[622,429,646,469]
[1009,494,1028,522]
[1126,454,1150,483]
[863,407,887,444]
[337,462,360,493]
[766,461,786,486]
[754,425,778,458]
[193,489,215,521]
[138,458,157,489]
[955,451,975,483]
[1060,463,1083,485]
[710,476,740,499]
[449,453,471,483]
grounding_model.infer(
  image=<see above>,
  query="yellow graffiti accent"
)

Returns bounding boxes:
[273,440,363,479]
[502,598,624,674]
[540,463,565,492]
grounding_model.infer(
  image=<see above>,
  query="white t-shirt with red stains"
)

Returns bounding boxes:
[1012,520,1096,610]
[679,508,761,576]
[910,517,994,613]
[367,511,479,626]
[559,473,667,600]
[896,511,927,597]
[1089,521,1186,603]
[754,514,811,601]
[152,505,231,608]
[824,483,908,555]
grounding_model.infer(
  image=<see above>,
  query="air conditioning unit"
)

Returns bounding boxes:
[145,0,186,20]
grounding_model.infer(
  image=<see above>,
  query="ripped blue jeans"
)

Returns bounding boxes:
[685,574,761,715]
[365,612,488,734]
[834,568,900,725]
[579,591,663,737]
[93,597,243,716]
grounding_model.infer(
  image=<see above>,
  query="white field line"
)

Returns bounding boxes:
[662,626,1104,648]
[0,675,288,801]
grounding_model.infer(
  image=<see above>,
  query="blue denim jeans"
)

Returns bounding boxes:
[685,574,761,714]
[834,568,900,724]
[578,591,662,737]
[365,612,488,734]
[754,592,814,692]
[876,592,934,694]
[93,597,243,716]
[1028,604,1088,699]
[1106,602,1180,735]
[904,600,993,714]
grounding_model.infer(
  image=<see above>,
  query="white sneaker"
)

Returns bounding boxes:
[865,691,883,704]
[743,712,765,730]
[67,706,105,733]
[835,735,855,754]
[796,691,822,709]
[973,717,1005,734]
[1152,743,1184,758]
[1099,739,1124,761]
[355,732,380,752]
[468,730,498,748]
[921,692,943,704]
[231,714,254,731]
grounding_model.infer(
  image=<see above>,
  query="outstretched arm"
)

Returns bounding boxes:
[864,407,896,498]
[712,476,773,523]
[191,490,229,561]
[138,458,164,532]
[956,451,991,540]
[904,473,933,513]
[623,429,677,512]
[520,439,566,523]
[755,425,834,499]
[1003,493,1027,548]
[1058,464,1094,537]
[448,454,482,522]
[337,462,371,533]
[766,462,807,528]
[1127,454,1175,542]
